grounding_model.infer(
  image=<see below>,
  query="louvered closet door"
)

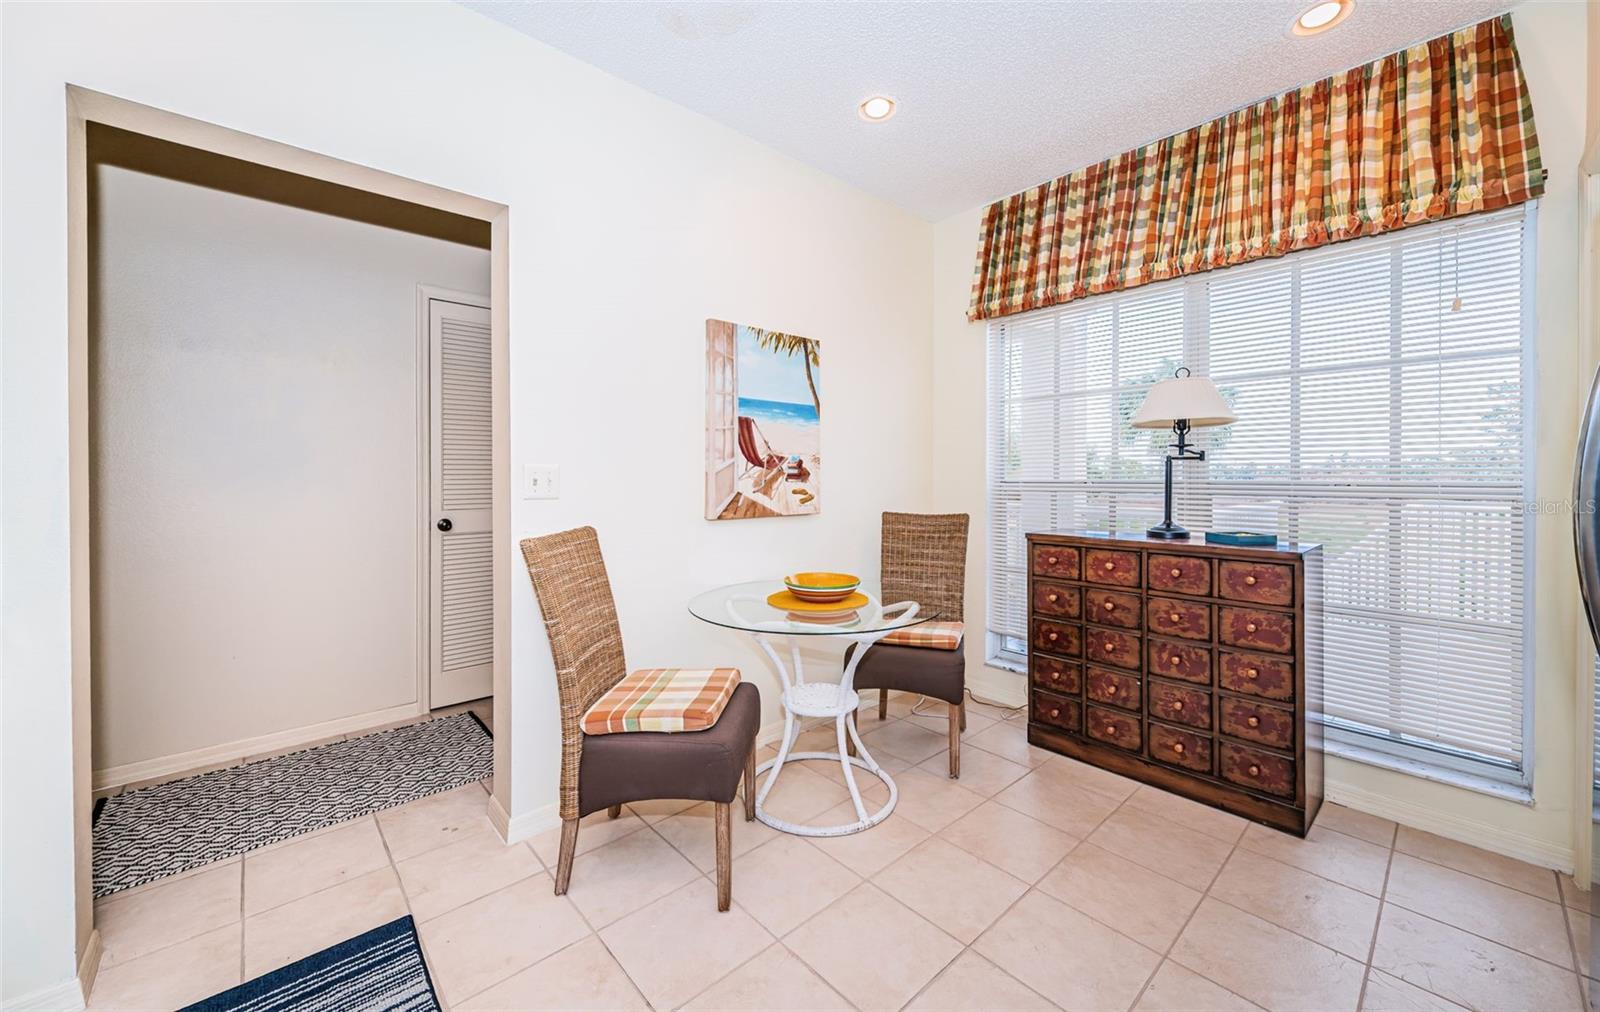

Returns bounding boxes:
[430,299,494,707]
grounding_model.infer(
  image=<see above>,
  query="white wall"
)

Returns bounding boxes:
[90,163,491,776]
[0,1,933,1002]
[930,0,1592,873]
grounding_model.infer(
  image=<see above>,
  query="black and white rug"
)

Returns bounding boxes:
[94,712,492,897]
[182,916,440,1012]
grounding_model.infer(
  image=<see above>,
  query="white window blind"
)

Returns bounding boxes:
[988,205,1534,776]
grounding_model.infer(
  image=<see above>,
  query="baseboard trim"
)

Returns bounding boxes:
[1326,779,1574,873]
[92,702,427,792]
[74,930,101,1009]
[2,972,86,1012]
[489,793,558,844]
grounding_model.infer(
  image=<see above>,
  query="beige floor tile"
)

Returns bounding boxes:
[1086,805,1235,891]
[1170,898,1365,1012]
[683,943,853,1011]
[1371,904,1579,1012]
[96,862,241,969]
[1561,874,1594,914]
[805,802,931,876]
[786,883,963,1011]
[417,874,591,1005]
[858,690,923,720]
[1122,784,1247,844]
[891,767,986,832]
[908,707,998,742]
[760,764,853,824]
[600,878,773,1010]
[625,798,699,824]
[456,935,646,1011]
[942,800,1080,884]
[395,821,542,921]
[1570,909,1595,978]
[1385,853,1571,967]
[1359,968,1468,1011]
[918,745,1030,797]
[975,889,1161,1010]
[906,949,1055,1011]
[965,718,1054,768]
[243,867,408,978]
[860,718,955,764]
[656,800,783,871]
[993,766,1122,838]
[1210,849,1380,960]
[561,825,700,927]
[1036,754,1141,803]
[968,696,1027,723]
[1038,842,1201,951]
[97,854,240,901]
[375,785,495,862]
[1238,823,1391,896]
[1317,803,1397,848]
[807,755,896,806]
[1133,960,1263,1011]
[1394,826,1559,901]
[243,817,389,915]
[86,924,239,1011]
[877,837,1029,943]
[528,808,646,867]
[730,834,859,936]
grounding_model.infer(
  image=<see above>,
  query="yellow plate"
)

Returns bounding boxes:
[767,590,870,613]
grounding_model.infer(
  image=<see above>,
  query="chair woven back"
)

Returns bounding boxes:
[879,512,970,625]
[519,527,628,822]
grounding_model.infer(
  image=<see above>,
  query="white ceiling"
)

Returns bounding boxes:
[462,0,1515,221]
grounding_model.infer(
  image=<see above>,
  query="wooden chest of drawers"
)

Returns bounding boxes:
[1025,531,1325,836]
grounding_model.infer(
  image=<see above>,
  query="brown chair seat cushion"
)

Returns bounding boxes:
[578,681,759,818]
[846,642,965,706]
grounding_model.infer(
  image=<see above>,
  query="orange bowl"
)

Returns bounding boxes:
[783,571,860,604]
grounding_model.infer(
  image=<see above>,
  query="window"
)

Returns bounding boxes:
[987,206,1535,781]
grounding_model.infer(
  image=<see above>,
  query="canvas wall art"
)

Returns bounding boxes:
[704,319,821,520]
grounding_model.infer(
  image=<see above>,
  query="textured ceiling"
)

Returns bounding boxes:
[462,0,1516,220]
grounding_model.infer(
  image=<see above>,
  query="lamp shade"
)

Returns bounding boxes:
[1130,375,1237,429]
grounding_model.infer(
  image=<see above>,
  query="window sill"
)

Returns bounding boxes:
[1324,737,1533,806]
[986,652,1026,675]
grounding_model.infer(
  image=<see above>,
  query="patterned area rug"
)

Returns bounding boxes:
[94,712,492,897]
[182,916,439,1012]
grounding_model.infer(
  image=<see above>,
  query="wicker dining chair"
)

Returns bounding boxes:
[520,526,759,911]
[846,512,970,777]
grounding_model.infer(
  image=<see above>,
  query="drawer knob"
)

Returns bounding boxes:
[1106,685,1117,696]
[1050,708,1060,719]
[1051,671,1060,681]
[1169,655,1182,666]
[1170,567,1182,578]
[1246,622,1258,633]
[1104,724,1117,735]
[1171,700,1184,711]
[1246,668,1259,679]
[1103,641,1117,652]
[1048,631,1059,642]
[1169,612,1181,623]
[1247,715,1260,728]
[1104,601,1115,611]
[1248,764,1261,777]
[1245,575,1258,585]
[1048,555,1059,565]
[1104,561,1116,571]
[1047,593,1059,603]
[1172,742,1185,755]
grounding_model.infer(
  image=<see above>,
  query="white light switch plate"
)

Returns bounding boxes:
[523,465,560,499]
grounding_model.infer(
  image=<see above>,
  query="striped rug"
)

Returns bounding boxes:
[183,916,439,1012]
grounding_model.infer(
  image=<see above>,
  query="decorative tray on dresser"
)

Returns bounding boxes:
[1025,530,1324,836]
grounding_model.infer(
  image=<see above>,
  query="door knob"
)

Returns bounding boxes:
[437,518,453,532]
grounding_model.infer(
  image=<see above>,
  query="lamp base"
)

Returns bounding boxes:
[1146,520,1191,540]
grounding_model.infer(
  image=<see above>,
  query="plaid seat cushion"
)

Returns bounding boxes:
[582,668,742,735]
[879,620,964,651]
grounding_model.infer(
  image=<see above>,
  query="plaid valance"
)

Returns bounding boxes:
[968,14,1545,322]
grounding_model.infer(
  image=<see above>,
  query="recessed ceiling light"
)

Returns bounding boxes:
[1292,0,1352,35]
[858,96,896,122]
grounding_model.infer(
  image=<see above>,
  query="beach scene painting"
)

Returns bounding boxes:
[704,319,821,520]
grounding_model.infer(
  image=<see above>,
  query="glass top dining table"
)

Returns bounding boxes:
[685,580,937,636]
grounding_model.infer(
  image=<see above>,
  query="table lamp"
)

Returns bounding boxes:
[1130,367,1237,539]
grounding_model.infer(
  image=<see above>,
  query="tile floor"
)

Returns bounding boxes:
[86,693,1596,1011]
